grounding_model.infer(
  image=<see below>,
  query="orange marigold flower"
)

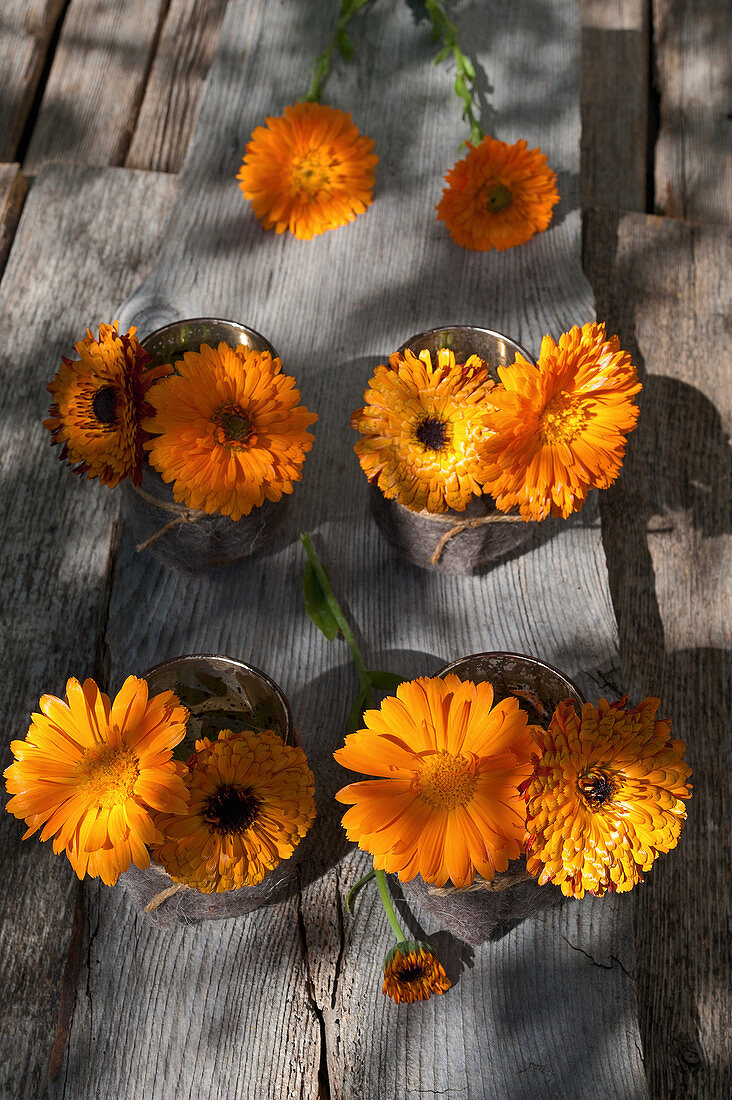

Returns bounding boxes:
[351,348,495,513]
[334,676,535,889]
[436,135,559,251]
[143,342,317,520]
[4,676,189,886]
[382,940,451,1004]
[482,321,641,521]
[154,728,316,892]
[520,697,692,899]
[237,102,378,239]
[44,322,168,487]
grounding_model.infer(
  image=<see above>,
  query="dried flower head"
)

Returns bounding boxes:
[154,728,316,892]
[382,940,451,1004]
[143,342,317,520]
[334,675,535,889]
[238,102,378,239]
[520,696,692,898]
[482,322,641,520]
[437,135,559,251]
[351,348,495,513]
[44,322,167,487]
[4,676,189,885]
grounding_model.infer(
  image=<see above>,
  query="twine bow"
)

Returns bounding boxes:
[422,509,528,564]
[132,485,208,552]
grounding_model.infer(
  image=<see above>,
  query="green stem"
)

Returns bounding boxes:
[425,0,483,145]
[300,533,371,694]
[375,869,405,944]
[303,0,374,102]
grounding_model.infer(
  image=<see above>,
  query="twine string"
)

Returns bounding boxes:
[421,509,528,565]
[144,860,190,913]
[132,484,208,552]
[145,883,188,912]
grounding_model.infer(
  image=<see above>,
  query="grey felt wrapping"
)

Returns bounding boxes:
[123,463,289,574]
[119,851,300,928]
[369,485,535,574]
[400,862,565,946]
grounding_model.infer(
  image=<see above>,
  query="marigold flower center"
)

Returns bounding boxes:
[538,392,590,445]
[393,960,425,983]
[212,404,254,448]
[203,784,262,835]
[577,768,617,809]
[414,416,449,452]
[482,181,513,213]
[91,385,118,425]
[415,751,476,809]
[290,151,332,197]
[76,743,139,807]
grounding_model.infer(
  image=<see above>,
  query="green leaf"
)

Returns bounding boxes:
[366,670,407,691]
[346,868,376,913]
[432,44,450,65]
[345,683,370,734]
[303,560,340,640]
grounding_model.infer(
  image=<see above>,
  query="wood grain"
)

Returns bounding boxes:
[585,207,731,1098]
[654,0,732,223]
[125,0,228,174]
[52,3,648,1097]
[0,0,66,160]
[24,0,168,173]
[0,164,178,1100]
[580,0,649,211]
[0,164,27,276]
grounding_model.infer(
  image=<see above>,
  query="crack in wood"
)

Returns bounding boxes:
[296,871,332,1100]
[561,933,636,981]
[48,880,84,1082]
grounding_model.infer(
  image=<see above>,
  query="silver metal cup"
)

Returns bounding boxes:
[371,325,536,574]
[124,317,288,572]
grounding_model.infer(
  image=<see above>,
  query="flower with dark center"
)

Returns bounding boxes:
[578,769,615,809]
[415,416,448,452]
[521,696,692,898]
[352,347,495,513]
[382,941,451,1004]
[154,728,316,892]
[91,385,118,425]
[44,321,165,487]
[203,784,261,835]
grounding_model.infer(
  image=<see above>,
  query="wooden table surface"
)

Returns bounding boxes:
[0,2,729,1098]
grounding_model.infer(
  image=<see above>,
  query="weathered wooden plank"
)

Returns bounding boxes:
[24,0,168,174]
[580,0,649,211]
[0,0,66,161]
[0,164,178,1100]
[654,0,732,223]
[125,0,227,174]
[0,164,27,276]
[585,208,731,1098]
[52,2,648,1097]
